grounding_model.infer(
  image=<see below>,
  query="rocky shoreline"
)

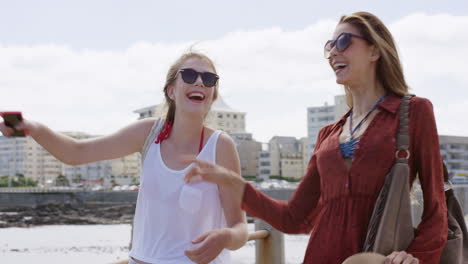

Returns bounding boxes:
[0,203,135,228]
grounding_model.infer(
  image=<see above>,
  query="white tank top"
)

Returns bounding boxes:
[129,126,230,264]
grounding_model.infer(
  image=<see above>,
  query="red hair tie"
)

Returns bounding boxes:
[155,121,173,144]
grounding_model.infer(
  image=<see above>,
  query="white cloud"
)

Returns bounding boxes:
[390,13,468,137]
[1,13,467,142]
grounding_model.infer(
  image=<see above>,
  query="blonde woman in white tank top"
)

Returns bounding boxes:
[1,52,248,264]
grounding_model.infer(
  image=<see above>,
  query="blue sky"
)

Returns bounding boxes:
[2,0,467,48]
[1,1,468,142]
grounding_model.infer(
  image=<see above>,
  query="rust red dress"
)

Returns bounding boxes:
[242,94,448,264]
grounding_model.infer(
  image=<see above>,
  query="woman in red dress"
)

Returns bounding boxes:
[185,11,447,264]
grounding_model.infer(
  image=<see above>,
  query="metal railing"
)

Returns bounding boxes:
[252,219,285,264]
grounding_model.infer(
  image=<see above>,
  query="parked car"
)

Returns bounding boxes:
[91,185,104,191]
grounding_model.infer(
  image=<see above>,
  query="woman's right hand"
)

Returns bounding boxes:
[0,119,38,137]
[184,159,246,201]
[184,159,243,185]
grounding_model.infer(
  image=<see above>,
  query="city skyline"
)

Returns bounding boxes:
[1,2,468,142]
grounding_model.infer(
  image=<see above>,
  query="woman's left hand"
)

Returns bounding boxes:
[385,251,419,264]
[184,229,230,264]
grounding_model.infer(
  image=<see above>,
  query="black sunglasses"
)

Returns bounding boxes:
[179,68,219,88]
[324,32,367,59]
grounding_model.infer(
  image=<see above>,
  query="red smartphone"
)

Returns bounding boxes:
[0,112,27,137]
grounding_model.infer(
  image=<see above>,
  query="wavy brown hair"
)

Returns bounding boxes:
[162,51,219,124]
[339,12,409,106]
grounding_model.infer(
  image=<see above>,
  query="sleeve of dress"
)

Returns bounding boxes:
[241,126,330,234]
[406,97,448,263]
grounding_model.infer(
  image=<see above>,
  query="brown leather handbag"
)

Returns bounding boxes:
[362,94,468,263]
[440,181,468,263]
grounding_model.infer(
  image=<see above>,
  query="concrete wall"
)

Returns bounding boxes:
[0,188,293,209]
[0,191,138,209]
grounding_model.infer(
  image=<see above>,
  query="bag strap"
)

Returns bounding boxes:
[395,94,414,163]
[362,93,414,252]
[141,118,164,162]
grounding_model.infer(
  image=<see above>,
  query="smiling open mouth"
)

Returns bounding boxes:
[334,63,348,73]
[187,91,205,102]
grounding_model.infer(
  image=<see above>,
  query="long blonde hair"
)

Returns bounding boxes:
[162,51,219,124]
[339,12,408,107]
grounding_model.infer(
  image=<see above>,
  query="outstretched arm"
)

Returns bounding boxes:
[0,118,157,165]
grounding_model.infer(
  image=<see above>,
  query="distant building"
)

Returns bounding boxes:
[0,132,140,187]
[269,136,300,177]
[440,135,468,182]
[110,154,141,185]
[0,136,62,185]
[259,136,307,180]
[280,153,304,179]
[299,137,310,173]
[231,133,262,178]
[0,136,28,178]
[61,132,111,185]
[28,139,63,185]
[258,145,271,181]
[210,97,247,134]
[307,95,348,158]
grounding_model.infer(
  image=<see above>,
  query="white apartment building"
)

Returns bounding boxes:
[133,96,246,134]
[307,95,348,158]
[61,132,110,185]
[63,161,112,184]
[110,154,141,184]
[28,140,63,185]
[0,136,62,185]
[0,136,28,177]
[0,132,140,187]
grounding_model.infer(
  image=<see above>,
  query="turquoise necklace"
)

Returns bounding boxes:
[340,94,387,159]
[346,94,387,141]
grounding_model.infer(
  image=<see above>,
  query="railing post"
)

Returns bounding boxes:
[129,220,133,249]
[255,218,285,264]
